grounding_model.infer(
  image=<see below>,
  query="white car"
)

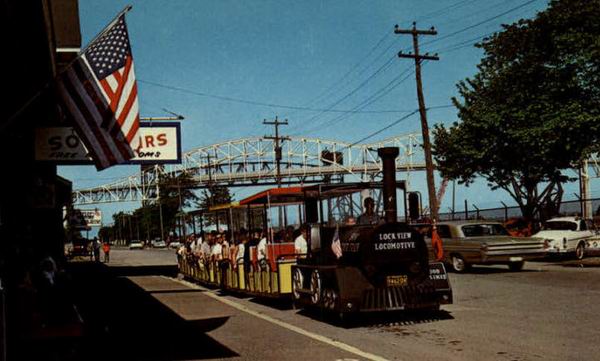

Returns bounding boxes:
[152,240,167,248]
[129,240,144,250]
[168,241,182,249]
[532,217,599,259]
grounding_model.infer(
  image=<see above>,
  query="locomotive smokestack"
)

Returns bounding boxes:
[378,147,399,223]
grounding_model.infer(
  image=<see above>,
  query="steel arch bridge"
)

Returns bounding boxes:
[72,133,427,205]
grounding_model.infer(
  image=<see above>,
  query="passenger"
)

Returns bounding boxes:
[235,232,247,268]
[221,233,230,260]
[357,197,381,225]
[256,231,268,270]
[211,234,223,261]
[285,226,295,243]
[294,226,308,256]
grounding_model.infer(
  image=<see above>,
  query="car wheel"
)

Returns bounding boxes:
[451,255,468,273]
[575,242,585,260]
[508,261,524,272]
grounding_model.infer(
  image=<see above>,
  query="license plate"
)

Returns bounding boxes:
[386,275,408,287]
[509,257,523,262]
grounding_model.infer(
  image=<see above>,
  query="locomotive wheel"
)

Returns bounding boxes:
[292,268,304,300]
[451,255,468,273]
[310,270,322,305]
[323,289,338,310]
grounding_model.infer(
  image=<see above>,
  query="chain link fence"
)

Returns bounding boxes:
[438,198,600,222]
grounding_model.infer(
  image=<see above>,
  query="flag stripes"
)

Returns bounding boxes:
[58,58,132,170]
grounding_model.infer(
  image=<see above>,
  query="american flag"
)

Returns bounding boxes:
[331,225,343,259]
[57,14,139,170]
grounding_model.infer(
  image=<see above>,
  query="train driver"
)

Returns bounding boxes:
[357,197,381,225]
[294,226,308,256]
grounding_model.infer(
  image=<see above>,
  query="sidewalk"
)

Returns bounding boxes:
[9,261,233,361]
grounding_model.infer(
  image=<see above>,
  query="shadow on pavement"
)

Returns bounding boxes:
[248,296,294,311]
[458,266,542,274]
[296,307,453,329]
[16,262,238,361]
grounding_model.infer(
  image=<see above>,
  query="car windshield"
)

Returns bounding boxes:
[543,221,577,231]
[461,224,509,237]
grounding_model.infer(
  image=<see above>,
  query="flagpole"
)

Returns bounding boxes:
[0,5,133,134]
[80,5,133,55]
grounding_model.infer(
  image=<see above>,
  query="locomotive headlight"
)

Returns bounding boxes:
[409,261,421,273]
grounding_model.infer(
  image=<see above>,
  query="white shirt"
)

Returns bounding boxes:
[294,234,307,254]
[200,241,211,257]
[211,243,223,260]
[257,237,267,261]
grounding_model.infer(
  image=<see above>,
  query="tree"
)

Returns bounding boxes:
[196,184,232,228]
[433,0,600,221]
[154,172,200,238]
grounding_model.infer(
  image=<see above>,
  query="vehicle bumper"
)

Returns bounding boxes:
[480,250,547,263]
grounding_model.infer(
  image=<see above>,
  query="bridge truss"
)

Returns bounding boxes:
[72,133,426,205]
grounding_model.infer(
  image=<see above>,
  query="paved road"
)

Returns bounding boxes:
[104,248,600,360]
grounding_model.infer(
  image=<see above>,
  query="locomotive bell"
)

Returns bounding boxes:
[377,147,400,223]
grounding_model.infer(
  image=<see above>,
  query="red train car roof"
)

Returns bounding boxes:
[239,181,406,206]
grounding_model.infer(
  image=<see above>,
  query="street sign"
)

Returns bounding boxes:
[35,122,182,164]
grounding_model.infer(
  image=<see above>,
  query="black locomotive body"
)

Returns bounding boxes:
[292,223,452,313]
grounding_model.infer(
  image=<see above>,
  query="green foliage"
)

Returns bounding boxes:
[102,172,202,241]
[196,185,232,227]
[433,0,600,220]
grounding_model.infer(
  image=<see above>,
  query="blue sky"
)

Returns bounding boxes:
[59,0,597,230]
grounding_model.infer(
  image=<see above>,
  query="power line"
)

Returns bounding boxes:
[420,0,542,48]
[290,31,394,113]
[348,110,419,147]
[138,79,413,114]
[414,0,480,23]
[294,66,416,136]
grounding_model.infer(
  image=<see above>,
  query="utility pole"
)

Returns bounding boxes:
[263,116,290,187]
[264,116,290,228]
[395,22,440,221]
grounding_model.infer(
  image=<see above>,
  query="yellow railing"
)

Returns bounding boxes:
[179,256,297,296]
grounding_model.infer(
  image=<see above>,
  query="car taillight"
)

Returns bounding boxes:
[481,243,488,252]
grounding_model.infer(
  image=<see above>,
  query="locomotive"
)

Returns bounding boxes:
[291,148,452,313]
[178,147,452,316]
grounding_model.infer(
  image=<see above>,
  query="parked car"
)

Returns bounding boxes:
[168,241,182,249]
[66,239,92,259]
[129,240,144,250]
[413,221,548,272]
[152,240,167,248]
[532,217,600,259]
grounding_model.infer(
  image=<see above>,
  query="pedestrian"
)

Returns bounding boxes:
[102,241,111,263]
[92,237,101,262]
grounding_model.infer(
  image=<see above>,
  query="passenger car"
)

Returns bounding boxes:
[129,240,144,250]
[532,217,599,259]
[415,221,548,272]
